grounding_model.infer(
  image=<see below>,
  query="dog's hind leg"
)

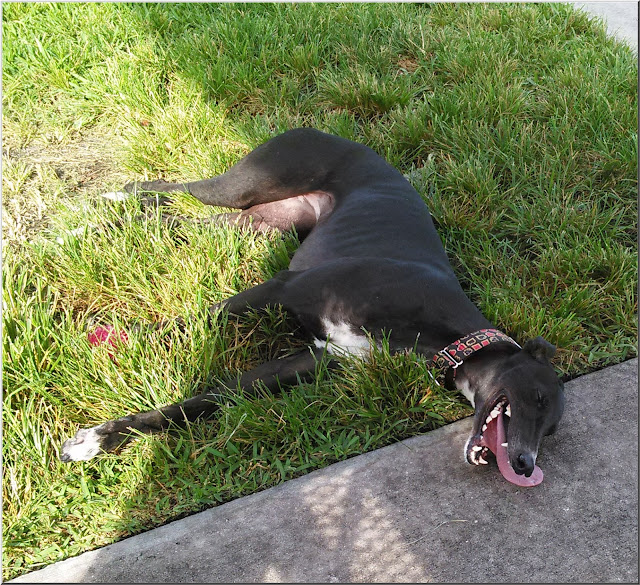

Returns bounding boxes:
[60,346,331,462]
[135,195,332,238]
[103,128,372,235]
[106,181,333,238]
[116,128,357,209]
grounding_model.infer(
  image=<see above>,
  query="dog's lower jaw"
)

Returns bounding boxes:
[464,434,488,465]
[464,396,511,467]
[464,432,497,467]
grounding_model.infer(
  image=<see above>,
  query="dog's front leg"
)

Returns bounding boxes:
[60,347,332,462]
[207,270,295,322]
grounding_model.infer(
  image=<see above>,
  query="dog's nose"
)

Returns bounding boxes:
[514,453,535,477]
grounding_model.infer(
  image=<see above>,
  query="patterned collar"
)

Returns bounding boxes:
[432,328,521,376]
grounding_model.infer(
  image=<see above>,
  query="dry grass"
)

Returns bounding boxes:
[2,132,130,242]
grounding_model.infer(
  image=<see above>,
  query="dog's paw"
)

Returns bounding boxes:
[60,417,137,462]
[60,424,107,462]
[101,180,175,202]
[100,191,131,202]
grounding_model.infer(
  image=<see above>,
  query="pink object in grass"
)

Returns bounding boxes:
[87,325,129,357]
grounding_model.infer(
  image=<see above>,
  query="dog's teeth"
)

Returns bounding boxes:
[482,423,487,432]
[501,442,508,447]
[478,456,488,465]
[472,445,482,452]
[505,404,511,417]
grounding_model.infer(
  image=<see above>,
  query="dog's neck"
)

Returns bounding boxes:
[450,343,520,406]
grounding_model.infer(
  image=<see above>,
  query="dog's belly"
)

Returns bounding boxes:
[289,189,449,272]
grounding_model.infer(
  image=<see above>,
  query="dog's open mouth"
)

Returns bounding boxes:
[467,398,543,487]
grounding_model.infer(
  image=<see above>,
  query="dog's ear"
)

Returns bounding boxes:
[522,336,556,363]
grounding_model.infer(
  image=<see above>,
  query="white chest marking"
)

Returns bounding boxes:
[313,318,372,358]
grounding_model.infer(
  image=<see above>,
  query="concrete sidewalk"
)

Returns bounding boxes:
[11,358,638,583]
[570,1,638,51]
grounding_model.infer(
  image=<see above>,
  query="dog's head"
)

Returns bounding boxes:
[463,336,565,486]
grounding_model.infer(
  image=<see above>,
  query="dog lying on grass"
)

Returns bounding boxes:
[61,128,565,487]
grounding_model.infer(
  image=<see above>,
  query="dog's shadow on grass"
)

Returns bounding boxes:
[75,204,470,572]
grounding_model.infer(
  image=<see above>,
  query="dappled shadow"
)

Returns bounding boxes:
[291,468,433,582]
[11,359,638,582]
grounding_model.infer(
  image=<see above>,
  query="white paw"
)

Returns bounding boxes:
[60,424,105,462]
[101,191,131,201]
[56,226,90,245]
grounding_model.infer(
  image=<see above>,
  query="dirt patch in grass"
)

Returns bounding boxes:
[397,56,420,74]
[2,132,130,243]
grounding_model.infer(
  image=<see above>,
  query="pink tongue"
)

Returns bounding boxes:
[480,410,543,487]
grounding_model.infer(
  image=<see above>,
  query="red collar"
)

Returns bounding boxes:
[432,328,521,376]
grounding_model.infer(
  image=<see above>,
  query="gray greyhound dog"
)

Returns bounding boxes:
[61,128,565,486]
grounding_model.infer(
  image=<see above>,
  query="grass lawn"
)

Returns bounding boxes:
[2,2,637,579]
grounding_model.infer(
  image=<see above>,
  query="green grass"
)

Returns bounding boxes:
[2,2,637,580]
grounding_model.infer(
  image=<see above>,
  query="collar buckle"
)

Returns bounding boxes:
[442,351,464,369]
